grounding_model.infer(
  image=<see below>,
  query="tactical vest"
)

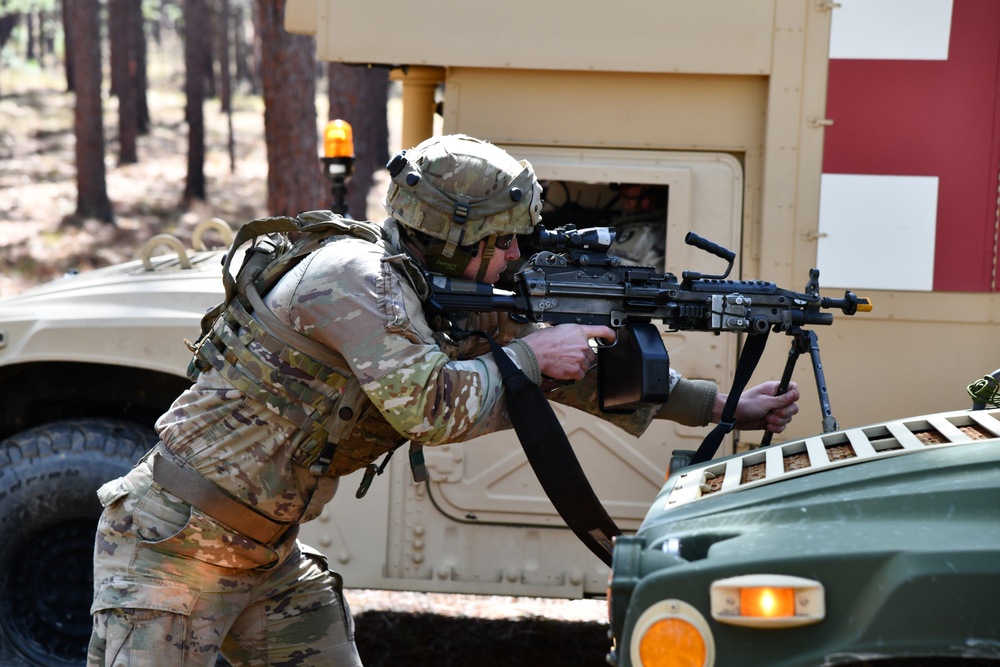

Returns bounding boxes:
[186,210,423,489]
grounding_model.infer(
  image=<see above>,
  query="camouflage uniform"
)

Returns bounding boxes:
[89,142,716,667]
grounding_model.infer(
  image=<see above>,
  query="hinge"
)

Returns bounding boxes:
[816,1,842,10]
[807,117,835,128]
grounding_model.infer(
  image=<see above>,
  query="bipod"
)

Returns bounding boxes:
[758,327,838,448]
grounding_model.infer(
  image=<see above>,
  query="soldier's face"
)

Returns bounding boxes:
[462,237,521,283]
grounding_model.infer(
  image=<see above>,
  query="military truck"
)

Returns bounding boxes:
[607,399,1000,666]
[2,0,999,665]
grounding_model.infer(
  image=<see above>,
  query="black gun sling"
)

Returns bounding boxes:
[688,330,770,465]
[481,335,621,566]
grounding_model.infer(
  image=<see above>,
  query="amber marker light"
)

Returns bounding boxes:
[710,574,824,628]
[630,599,715,667]
[323,119,354,158]
[739,586,795,619]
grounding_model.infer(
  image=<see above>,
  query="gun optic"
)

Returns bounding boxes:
[534,224,616,254]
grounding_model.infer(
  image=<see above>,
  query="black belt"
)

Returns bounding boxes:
[151,445,294,545]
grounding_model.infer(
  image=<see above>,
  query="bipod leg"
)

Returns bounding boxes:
[759,332,808,448]
[806,330,838,433]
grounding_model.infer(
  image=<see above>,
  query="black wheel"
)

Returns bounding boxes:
[0,420,155,667]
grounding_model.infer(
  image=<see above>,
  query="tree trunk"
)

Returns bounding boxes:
[0,12,18,51]
[39,9,51,67]
[62,0,74,92]
[25,11,35,62]
[134,0,149,134]
[109,0,138,164]
[233,3,248,85]
[219,0,235,172]
[203,0,216,99]
[235,4,260,95]
[69,0,114,222]
[327,63,390,219]
[183,0,207,202]
[0,11,20,97]
[219,0,231,114]
[256,0,322,216]
[109,0,125,97]
[151,0,165,44]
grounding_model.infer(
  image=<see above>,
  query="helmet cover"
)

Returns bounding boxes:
[383,135,542,259]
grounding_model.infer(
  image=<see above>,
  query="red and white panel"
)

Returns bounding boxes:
[819,0,1000,292]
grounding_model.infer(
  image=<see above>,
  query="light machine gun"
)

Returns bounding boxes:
[427,224,871,564]
[428,225,872,440]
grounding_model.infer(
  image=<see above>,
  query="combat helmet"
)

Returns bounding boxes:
[384,134,542,279]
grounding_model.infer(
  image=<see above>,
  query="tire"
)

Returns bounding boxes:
[0,420,156,667]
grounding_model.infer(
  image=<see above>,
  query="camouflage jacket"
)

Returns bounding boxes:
[154,218,696,527]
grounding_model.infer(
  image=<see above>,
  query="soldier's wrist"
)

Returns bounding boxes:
[656,379,718,426]
[506,339,542,384]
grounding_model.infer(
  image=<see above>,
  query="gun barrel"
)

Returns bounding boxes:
[821,291,874,316]
[797,310,834,327]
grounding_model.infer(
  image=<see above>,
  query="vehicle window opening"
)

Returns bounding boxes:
[516,180,669,274]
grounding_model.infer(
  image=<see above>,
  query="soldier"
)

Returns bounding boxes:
[88,135,799,666]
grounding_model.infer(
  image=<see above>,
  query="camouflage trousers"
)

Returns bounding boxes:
[87,457,362,667]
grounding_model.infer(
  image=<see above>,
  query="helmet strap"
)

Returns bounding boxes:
[441,222,465,259]
[475,237,497,282]
[409,231,478,277]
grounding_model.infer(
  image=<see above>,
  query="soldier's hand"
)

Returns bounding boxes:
[721,381,801,433]
[520,324,616,381]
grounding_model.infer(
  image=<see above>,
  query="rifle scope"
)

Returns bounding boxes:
[533,224,616,254]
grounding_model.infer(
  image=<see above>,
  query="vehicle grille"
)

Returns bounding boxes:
[665,408,1000,508]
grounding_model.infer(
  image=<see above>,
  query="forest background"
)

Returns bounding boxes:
[0,1,610,665]
[0,0,391,299]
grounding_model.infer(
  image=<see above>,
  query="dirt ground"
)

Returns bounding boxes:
[347,591,610,666]
[0,56,612,667]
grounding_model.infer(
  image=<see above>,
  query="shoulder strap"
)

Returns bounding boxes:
[480,334,621,566]
[241,285,348,369]
[235,212,387,368]
[221,215,301,303]
[221,211,385,302]
[188,211,385,378]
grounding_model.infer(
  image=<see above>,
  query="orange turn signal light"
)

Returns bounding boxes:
[323,119,354,158]
[630,599,715,667]
[639,618,707,667]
